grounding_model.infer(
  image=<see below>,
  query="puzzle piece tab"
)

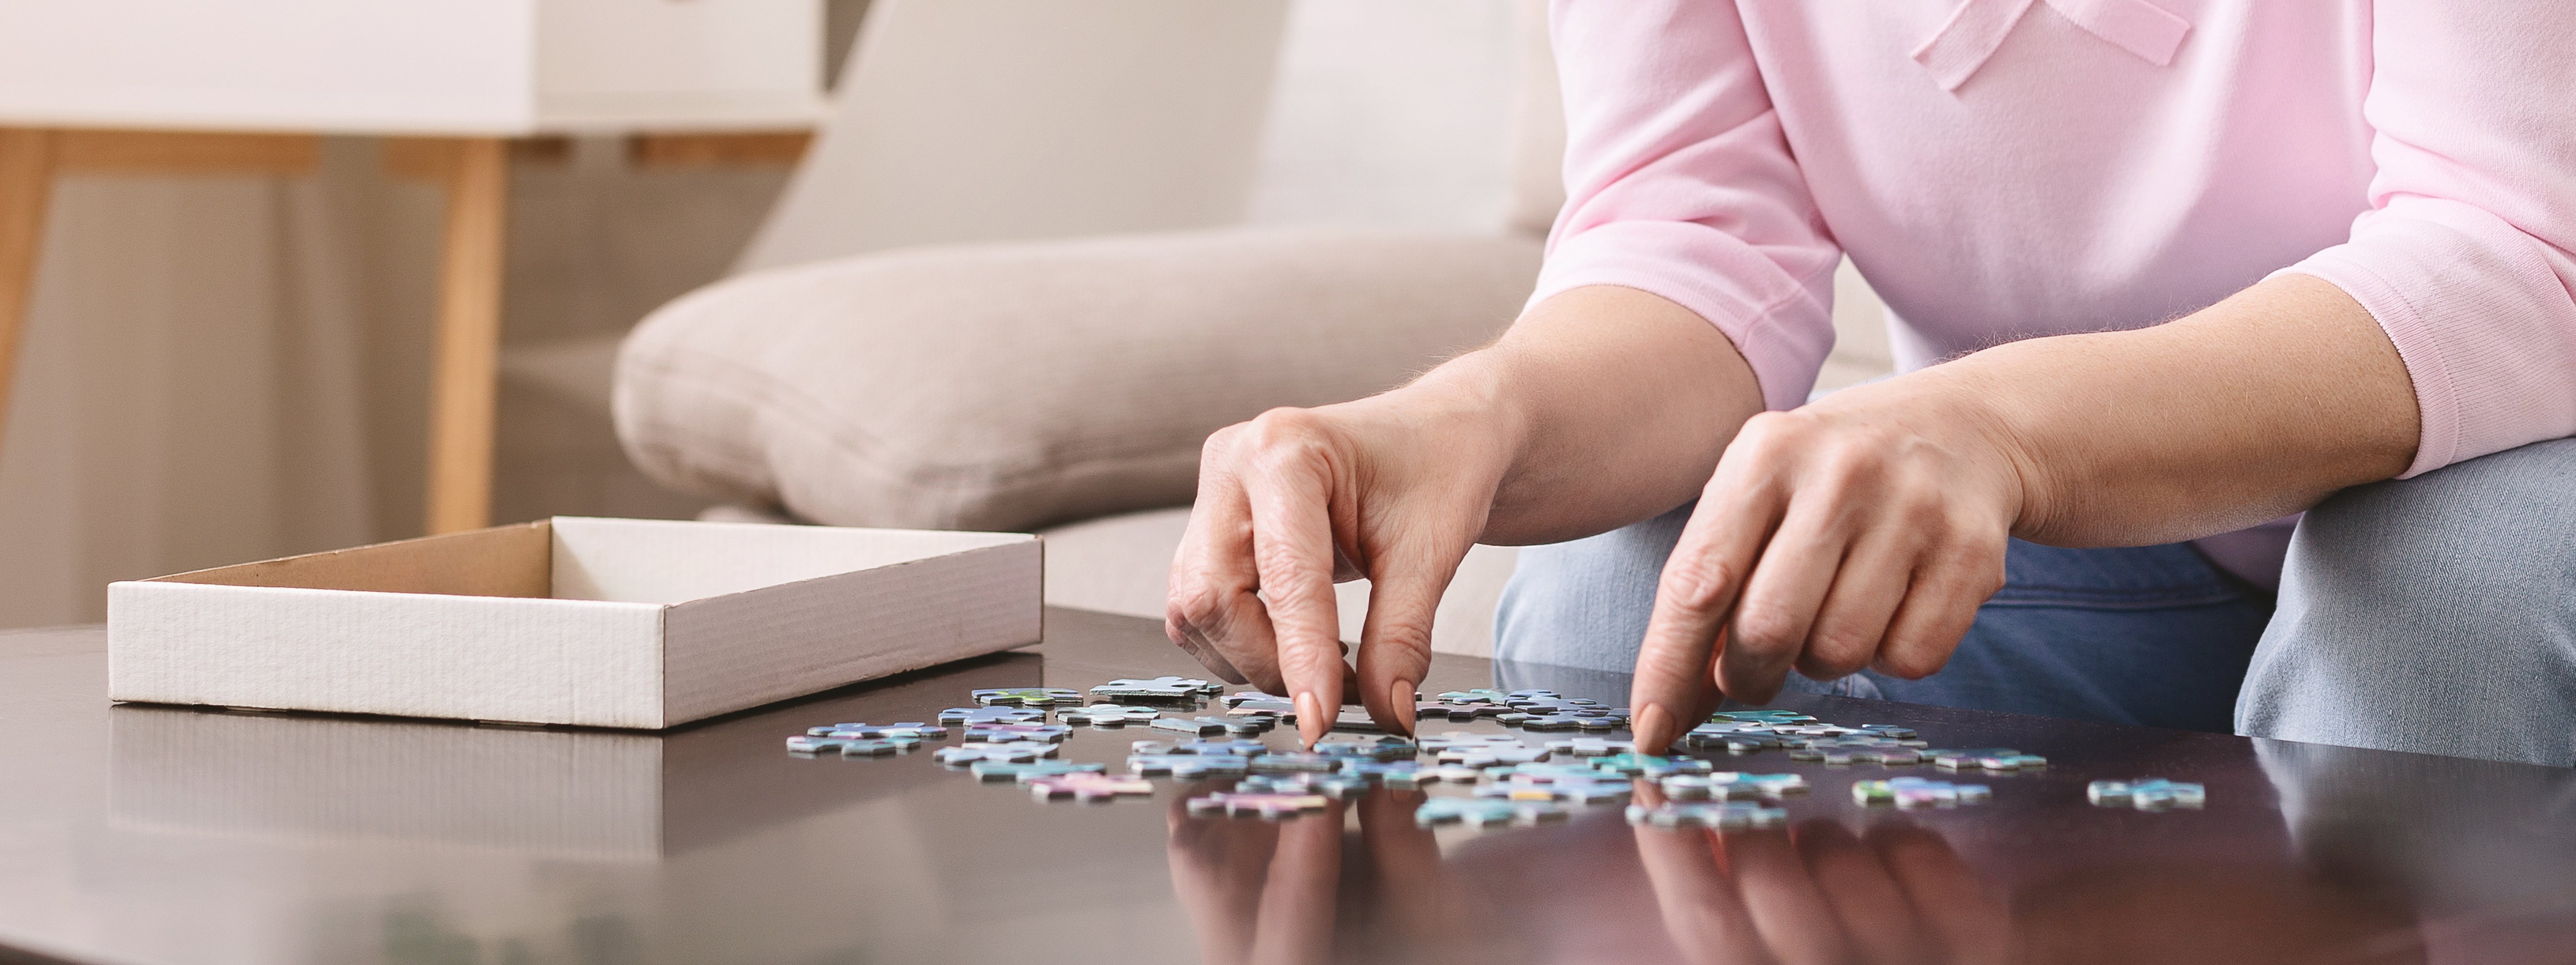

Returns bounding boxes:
[1238,772,1370,799]
[970,687,1086,707]
[1314,735,1419,761]
[1337,760,1434,788]
[2088,778,2204,811]
[1659,772,1808,801]
[785,735,913,757]
[1545,738,1636,758]
[938,706,1046,727]
[1248,752,1341,773]
[962,722,1073,743]
[1788,738,1924,766]
[970,760,1106,782]
[805,721,950,741]
[1586,753,1711,778]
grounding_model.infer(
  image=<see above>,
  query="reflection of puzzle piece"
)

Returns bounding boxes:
[1546,738,1635,757]
[1660,772,1808,801]
[1093,676,1223,700]
[933,741,1058,765]
[806,721,950,740]
[970,687,1085,707]
[1187,791,1330,818]
[939,706,1045,727]
[2088,778,2203,811]
[962,723,1073,743]
[1315,736,1418,761]
[1028,772,1155,802]
[1056,704,1162,727]
[1926,748,2047,771]
[1240,772,1369,799]
[1128,753,1253,778]
[1588,753,1711,778]
[1337,760,1433,788]
[1416,798,1566,828]
[1130,738,1267,757]
[1475,774,1632,804]
[1626,801,1789,829]
[785,735,913,757]
[1249,752,1341,773]
[1788,739,1923,765]
[1854,777,1989,808]
[971,760,1106,782]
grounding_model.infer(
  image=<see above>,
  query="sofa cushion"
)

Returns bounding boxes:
[615,226,1541,532]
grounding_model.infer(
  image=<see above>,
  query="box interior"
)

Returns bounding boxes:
[144,517,1033,605]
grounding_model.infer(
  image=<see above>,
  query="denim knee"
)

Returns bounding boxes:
[2237,438,2576,766]
[1492,504,1690,673]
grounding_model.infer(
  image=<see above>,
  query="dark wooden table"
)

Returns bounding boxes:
[1,609,2570,964]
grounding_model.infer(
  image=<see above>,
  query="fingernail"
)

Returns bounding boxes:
[1635,703,1674,753]
[1389,679,1417,737]
[1295,692,1327,748]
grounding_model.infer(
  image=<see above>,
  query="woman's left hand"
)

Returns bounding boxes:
[1626,372,2028,751]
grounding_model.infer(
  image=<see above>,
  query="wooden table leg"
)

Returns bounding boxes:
[422,137,509,535]
[0,129,56,455]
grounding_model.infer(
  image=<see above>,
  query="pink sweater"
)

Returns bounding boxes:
[1534,1,2576,491]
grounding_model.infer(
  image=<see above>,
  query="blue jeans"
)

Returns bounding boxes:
[1495,438,2576,763]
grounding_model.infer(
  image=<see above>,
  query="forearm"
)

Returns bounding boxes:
[1384,285,1766,545]
[1879,272,2420,546]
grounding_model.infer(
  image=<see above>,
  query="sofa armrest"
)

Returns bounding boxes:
[614,227,1541,531]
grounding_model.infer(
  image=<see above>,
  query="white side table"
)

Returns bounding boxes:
[0,0,825,533]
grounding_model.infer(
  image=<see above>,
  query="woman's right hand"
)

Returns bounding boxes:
[1164,375,1515,745]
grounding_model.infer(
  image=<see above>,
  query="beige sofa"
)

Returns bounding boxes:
[612,0,1892,658]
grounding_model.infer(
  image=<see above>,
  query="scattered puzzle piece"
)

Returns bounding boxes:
[1854,777,1990,808]
[1659,772,1808,801]
[970,687,1085,707]
[1419,732,1525,751]
[785,735,913,757]
[1149,716,1239,736]
[1330,707,1391,731]
[1314,735,1418,761]
[1222,690,1291,707]
[1545,738,1636,757]
[1128,753,1252,778]
[1249,752,1341,773]
[1626,801,1788,829]
[938,706,1046,727]
[805,721,950,740]
[1436,745,1551,767]
[1416,798,1567,828]
[2088,778,2204,811]
[1055,704,1162,727]
[962,723,1073,743]
[1239,772,1370,799]
[933,741,1058,765]
[1027,772,1155,802]
[1436,689,1507,705]
[1092,676,1224,700]
[971,760,1106,782]
[1587,753,1711,778]
[1337,760,1433,788]
[1926,748,2048,772]
[1474,773,1632,804]
[1788,738,1924,765]
[1163,738,1269,756]
[1187,791,1330,818]
[1709,710,1817,726]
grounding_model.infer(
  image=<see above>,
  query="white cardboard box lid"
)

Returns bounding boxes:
[107,517,1042,729]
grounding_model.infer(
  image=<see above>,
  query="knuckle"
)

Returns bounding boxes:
[1731,606,1804,656]
[1657,555,1740,613]
[1165,583,1229,630]
[1875,647,1950,680]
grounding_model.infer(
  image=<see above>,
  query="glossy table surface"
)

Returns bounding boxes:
[2,610,2573,965]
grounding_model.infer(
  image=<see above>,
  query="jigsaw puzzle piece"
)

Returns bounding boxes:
[1625,801,1789,829]
[1092,676,1225,700]
[1415,797,1567,828]
[1055,704,1163,727]
[2088,777,2204,810]
[1853,776,1990,808]
[1925,748,2048,772]
[932,741,1059,766]
[1587,753,1711,778]
[1027,772,1155,802]
[785,735,913,757]
[1336,760,1434,788]
[1314,735,1419,761]
[1128,753,1253,778]
[962,722,1074,743]
[1248,752,1341,773]
[969,687,1086,707]
[970,760,1107,782]
[1187,791,1330,818]
[938,706,1046,727]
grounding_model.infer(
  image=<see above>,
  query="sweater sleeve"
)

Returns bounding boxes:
[1531,0,1841,412]
[2276,0,2576,477]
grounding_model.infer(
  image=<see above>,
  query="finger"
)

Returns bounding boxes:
[1166,784,1280,965]
[1873,824,2010,965]
[1874,534,2006,680]
[1796,820,1928,965]
[1631,481,1782,753]
[1357,789,1453,941]
[1236,417,1353,747]
[1249,800,1345,965]
[1722,827,1854,965]
[1167,435,1266,686]
[1355,558,1451,738]
[1795,525,1919,682]
[1630,821,1764,965]
[1720,494,1851,704]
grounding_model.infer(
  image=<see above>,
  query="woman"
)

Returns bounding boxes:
[1165,1,2576,765]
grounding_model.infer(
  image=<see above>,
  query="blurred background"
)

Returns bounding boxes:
[0,0,1890,631]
